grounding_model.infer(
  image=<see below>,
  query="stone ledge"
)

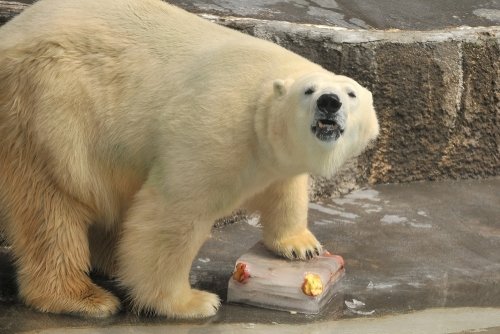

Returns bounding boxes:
[1,4,499,198]
[206,17,499,197]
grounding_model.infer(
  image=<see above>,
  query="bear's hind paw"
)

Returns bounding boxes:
[25,283,120,318]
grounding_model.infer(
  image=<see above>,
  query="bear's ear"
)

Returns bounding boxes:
[273,79,287,96]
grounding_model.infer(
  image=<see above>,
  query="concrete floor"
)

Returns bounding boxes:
[168,0,500,30]
[2,0,500,30]
[1,178,499,333]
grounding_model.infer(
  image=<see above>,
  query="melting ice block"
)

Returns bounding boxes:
[227,242,345,314]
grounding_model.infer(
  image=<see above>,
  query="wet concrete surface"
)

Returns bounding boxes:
[169,0,500,30]
[2,0,500,30]
[1,178,499,333]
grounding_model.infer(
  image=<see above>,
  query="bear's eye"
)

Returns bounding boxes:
[348,91,356,98]
[305,87,315,95]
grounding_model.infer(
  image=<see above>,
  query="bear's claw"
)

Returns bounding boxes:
[265,228,323,261]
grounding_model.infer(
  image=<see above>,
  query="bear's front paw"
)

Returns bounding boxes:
[264,228,323,260]
[147,289,220,319]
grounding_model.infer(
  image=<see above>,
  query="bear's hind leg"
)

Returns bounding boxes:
[0,155,120,317]
[117,186,220,318]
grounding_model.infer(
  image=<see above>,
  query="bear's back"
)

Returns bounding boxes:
[0,0,314,75]
[0,0,238,53]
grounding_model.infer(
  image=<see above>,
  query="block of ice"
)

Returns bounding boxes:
[227,242,344,314]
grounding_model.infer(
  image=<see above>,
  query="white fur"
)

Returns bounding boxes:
[0,0,379,318]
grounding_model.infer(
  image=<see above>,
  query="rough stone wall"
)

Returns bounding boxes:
[215,19,499,198]
[0,5,499,199]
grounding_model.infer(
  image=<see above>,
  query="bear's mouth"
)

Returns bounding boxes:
[311,119,344,142]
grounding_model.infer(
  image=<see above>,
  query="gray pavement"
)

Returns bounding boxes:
[1,0,500,30]
[169,0,500,30]
[1,178,499,333]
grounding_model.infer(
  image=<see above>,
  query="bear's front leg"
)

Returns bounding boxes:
[116,186,220,318]
[246,174,322,260]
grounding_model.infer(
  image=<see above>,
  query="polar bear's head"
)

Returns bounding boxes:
[269,71,379,177]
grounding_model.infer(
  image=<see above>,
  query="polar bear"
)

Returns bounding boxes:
[0,0,379,319]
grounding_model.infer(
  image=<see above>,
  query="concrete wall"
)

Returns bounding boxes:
[1,4,499,199]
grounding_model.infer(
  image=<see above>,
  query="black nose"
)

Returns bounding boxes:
[317,94,342,114]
